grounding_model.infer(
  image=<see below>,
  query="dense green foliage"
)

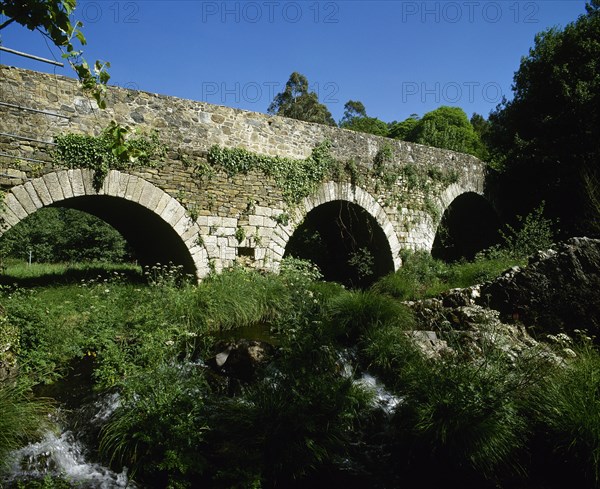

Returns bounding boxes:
[1,250,599,488]
[267,75,488,159]
[388,114,420,140]
[389,107,488,159]
[267,72,336,126]
[207,140,335,205]
[0,207,131,264]
[339,100,389,137]
[54,121,167,190]
[488,2,600,236]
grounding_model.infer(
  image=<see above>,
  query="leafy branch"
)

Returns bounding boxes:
[0,0,111,108]
[53,121,167,190]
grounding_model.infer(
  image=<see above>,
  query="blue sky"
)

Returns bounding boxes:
[0,1,588,123]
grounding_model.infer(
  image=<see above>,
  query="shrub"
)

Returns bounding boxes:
[499,203,556,258]
[99,360,211,487]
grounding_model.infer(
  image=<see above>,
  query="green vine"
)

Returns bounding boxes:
[372,144,459,220]
[235,226,246,243]
[53,121,168,190]
[207,140,336,205]
[205,140,458,220]
[274,212,290,226]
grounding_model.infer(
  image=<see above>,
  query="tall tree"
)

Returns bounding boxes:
[488,1,600,235]
[340,100,367,125]
[268,72,336,126]
[0,0,110,107]
[339,100,388,137]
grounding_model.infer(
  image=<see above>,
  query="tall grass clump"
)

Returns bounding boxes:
[99,359,211,487]
[0,377,52,469]
[372,251,446,300]
[529,337,600,487]
[325,290,415,341]
[358,322,422,391]
[388,342,544,486]
[194,267,291,332]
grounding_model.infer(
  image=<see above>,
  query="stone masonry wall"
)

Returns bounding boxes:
[0,66,487,276]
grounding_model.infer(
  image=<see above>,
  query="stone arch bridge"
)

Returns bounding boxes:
[0,66,495,281]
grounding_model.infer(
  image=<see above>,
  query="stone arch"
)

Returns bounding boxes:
[264,182,402,274]
[0,169,209,278]
[432,183,501,261]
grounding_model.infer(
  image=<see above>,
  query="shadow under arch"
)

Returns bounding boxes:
[0,169,207,277]
[432,191,501,262]
[265,182,401,287]
[286,200,395,287]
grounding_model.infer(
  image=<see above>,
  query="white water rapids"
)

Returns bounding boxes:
[2,392,136,488]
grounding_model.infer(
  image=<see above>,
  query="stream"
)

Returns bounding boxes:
[2,339,401,488]
[1,358,136,488]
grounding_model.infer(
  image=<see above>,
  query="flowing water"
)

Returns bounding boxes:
[2,361,136,488]
[2,333,399,488]
[4,429,133,488]
[355,372,403,415]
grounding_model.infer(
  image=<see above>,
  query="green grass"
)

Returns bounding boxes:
[0,378,53,470]
[1,260,142,287]
[373,251,522,301]
[529,339,600,487]
[3,257,600,489]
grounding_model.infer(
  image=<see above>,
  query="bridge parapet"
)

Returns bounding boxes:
[0,65,488,278]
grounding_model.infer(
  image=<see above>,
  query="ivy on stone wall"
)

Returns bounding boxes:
[53,121,167,190]
[206,141,460,220]
[372,144,459,221]
[207,141,336,205]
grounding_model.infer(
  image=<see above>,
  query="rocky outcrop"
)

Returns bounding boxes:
[479,237,600,335]
[407,294,549,364]
[404,237,600,361]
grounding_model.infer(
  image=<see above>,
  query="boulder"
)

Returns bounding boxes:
[208,339,274,382]
[480,237,600,335]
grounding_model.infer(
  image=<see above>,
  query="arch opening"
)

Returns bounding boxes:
[0,206,134,264]
[285,200,394,288]
[52,195,196,273]
[432,192,501,262]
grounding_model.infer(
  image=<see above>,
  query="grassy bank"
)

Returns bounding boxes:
[1,255,599,488]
